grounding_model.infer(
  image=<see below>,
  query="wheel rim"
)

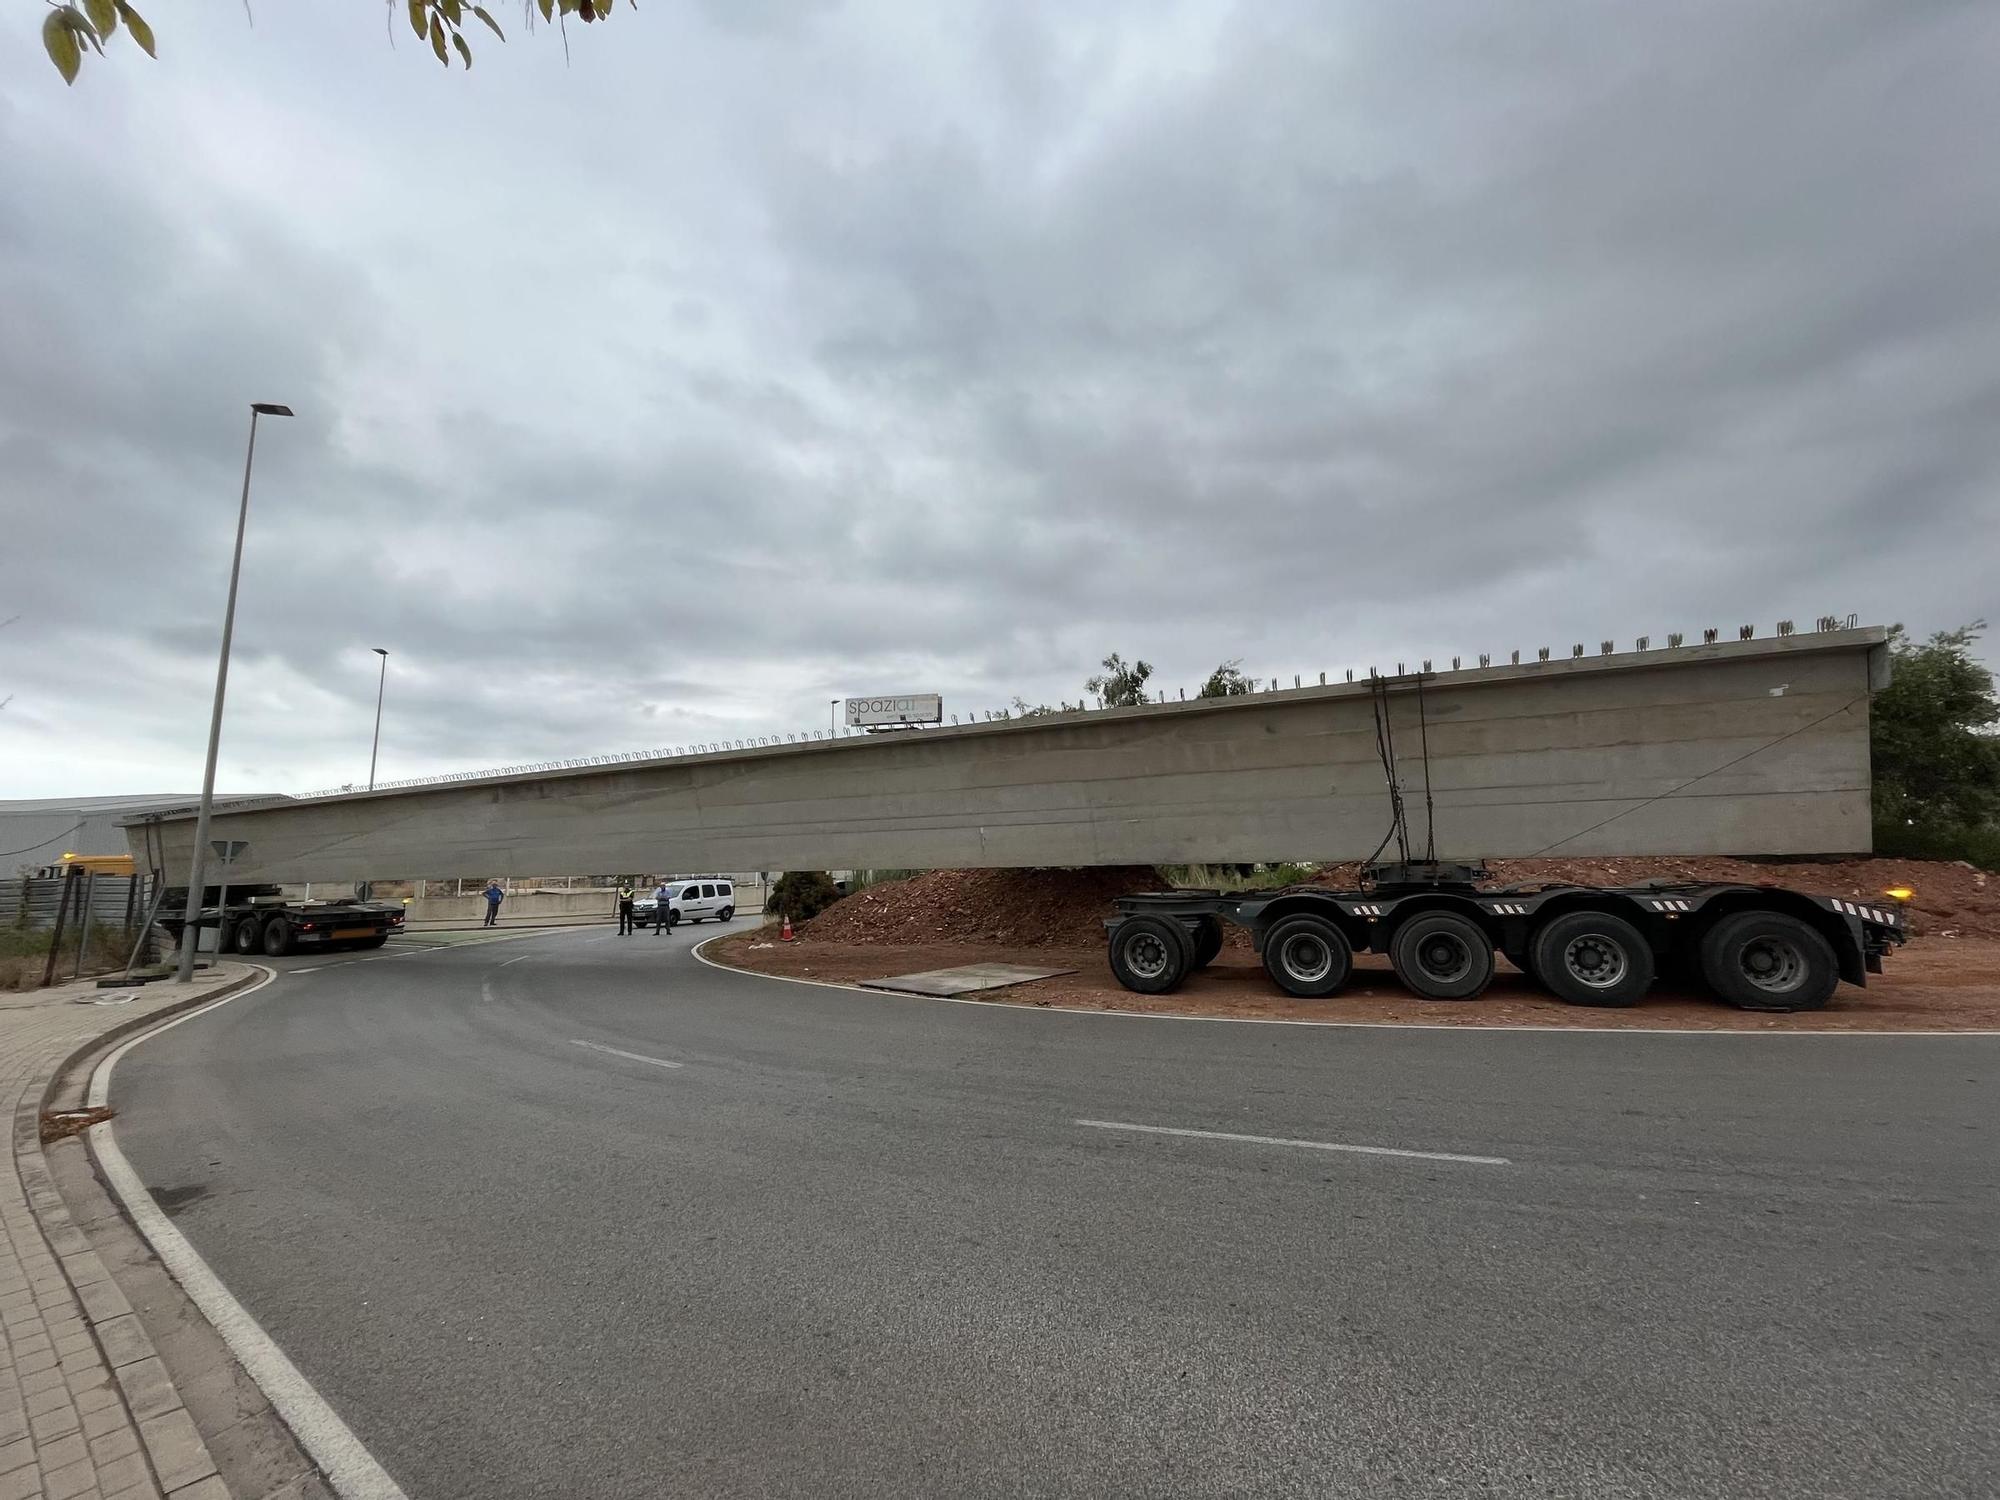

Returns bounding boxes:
[1739,935,1806,994]
[1561,933,1629,989]
[1124,932,1170,980]
[1281,932,1333,983]
[1415,932,1473,984]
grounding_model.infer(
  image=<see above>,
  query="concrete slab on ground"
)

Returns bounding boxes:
[861,962,1076,996]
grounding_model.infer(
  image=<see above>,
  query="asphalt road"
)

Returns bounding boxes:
[109,922,1998,1499]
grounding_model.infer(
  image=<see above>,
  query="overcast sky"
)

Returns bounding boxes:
[2,0,1995,800]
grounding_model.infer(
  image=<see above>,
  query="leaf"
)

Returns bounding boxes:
[536,0,552,19]
[60,7,104,54]
[453,31,471,67]
[471,3,503,38]
[407,0,426,40]
[84,0,117,40]
[442,0,461,23]
[43,10,82,82]
[429,14,449,63]
[116,2,156,57]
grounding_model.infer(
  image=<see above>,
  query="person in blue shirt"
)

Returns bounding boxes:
[652,881,673,935]
[482,879,504,927]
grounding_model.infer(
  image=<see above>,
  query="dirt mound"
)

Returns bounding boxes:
[800,867,1169,948]
[795,858,1996,950]
[1311,855,1996,939]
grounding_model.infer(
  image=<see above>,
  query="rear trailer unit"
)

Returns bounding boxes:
[160,885,406,958]
[1104,861,1907,1012]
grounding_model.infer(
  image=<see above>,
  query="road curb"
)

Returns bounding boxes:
[13,964,263,1500]
[83,971,410,1500]
[688,935,2000,1037]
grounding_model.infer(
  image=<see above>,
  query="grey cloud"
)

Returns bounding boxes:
[3,0,1996,799]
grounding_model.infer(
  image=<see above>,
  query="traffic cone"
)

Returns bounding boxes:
[780,913,795,942]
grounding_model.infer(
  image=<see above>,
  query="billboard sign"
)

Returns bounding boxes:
[845,694,943,728]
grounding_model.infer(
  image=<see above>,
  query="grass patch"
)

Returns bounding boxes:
[0,925,134,992]
[1158,862,1320,891]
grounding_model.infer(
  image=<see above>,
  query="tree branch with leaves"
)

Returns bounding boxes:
[39,0,635,83]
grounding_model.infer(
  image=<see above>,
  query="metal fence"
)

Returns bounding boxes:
[2,871,159,986]
[1,872,149,932]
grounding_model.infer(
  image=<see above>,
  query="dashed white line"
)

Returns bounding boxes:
[496,953,535,968]
[569,1039,684,1070]
[1074,1118,1510,1166]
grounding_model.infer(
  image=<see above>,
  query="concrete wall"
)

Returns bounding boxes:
[126,631,1886,884]
[400,884,766,923]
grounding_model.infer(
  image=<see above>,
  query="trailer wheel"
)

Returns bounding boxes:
[1108,916,1193,995]
[1261,914,1352,998]
[1190,917,1225,970]
[1531,911,1654,1007]
[260,918,296,957]
[232,918,263,955]
[1390,912,1494,1001]
[1699,911,1838,1011]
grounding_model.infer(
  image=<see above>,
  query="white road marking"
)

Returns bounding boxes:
[569,1039,684,1070]
[88,967,411,1500]
[290,965,326,974]
[1075,1118,1510,1166]
[496,953,535,968]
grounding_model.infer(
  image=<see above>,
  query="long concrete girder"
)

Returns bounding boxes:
[126,630,1887,883]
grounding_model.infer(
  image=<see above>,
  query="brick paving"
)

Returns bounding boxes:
[1,965,257,1500]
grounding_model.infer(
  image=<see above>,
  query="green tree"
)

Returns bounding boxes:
[1086,652,1153,708]
[39,0,630,84]
[1198,660,1255,698]
[1008,697,1058,718]
[1871,621,2000,853]
[769,870,842,924]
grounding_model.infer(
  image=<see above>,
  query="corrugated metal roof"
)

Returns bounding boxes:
[1,794,273,874]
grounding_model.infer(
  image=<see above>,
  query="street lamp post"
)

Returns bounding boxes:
[830,699,840,738]
[367,648,389,790]
[175,403,293,983]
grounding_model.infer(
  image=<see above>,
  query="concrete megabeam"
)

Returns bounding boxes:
[125,630,1888,884]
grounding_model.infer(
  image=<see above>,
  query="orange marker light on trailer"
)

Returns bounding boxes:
[1885,887,1915,903]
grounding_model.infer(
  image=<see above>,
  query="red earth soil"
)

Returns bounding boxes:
[800,857,1995,949]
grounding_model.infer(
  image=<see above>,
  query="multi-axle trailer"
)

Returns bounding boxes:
[1106,861,1907,1011]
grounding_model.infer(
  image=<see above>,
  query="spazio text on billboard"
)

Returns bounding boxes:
[845,694,943,728]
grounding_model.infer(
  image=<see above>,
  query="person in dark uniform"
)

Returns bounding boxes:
[616,881,636,936]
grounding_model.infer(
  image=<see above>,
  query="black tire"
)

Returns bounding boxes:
[1108,915,1194,995]
[260,918,295,957]
[1261,914,1353,999]
[1390,912,1495,1001]
[1530,910,1654,1008]
[1699,911,1839,1011]
[718,907,734,922]
[232,917,262,955]
[1190,917,1224,970]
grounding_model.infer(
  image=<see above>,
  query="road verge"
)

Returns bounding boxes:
[695,930,2000,1033]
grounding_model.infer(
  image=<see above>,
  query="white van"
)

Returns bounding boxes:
[668,877,735,924]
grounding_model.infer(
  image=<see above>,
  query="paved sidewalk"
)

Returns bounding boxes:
[2,964,257,1500]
